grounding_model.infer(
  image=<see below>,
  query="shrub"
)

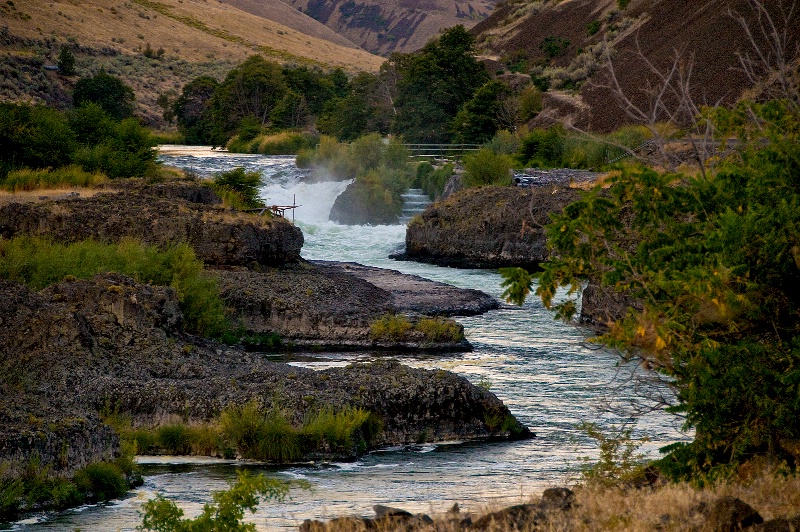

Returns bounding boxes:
[578,422,649,487]
[462,148,513,187]
[414,317,465,342]
[370,313,412,341]
[210,167,264,210]
[72,118,158,178]
[518,127,566,168]
[302,406,371,453]
[0,103,76,178]
[587,19,601,36]
[0,166,107,191]
[540,36,570,59]
[416,162,454,199]
[72,462,127,501]
[140,471,291,531]
[157,424,193,454]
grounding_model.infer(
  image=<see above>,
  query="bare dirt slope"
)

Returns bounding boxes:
[472,0,800,132]
[277,0,500,55]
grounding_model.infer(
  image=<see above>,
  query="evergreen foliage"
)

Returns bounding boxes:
[391,26,489,143]
[57,45,76,76]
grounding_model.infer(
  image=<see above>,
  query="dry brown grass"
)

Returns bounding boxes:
[0,187,108,206]
[308,468,800,531]
[5,0,382,72]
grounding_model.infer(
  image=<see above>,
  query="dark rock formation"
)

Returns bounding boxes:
[314,261,499,316]
[0,180,304,267]
[215,260,496,350]
[400,185,581,270]
[0,274,529,475]
[329,181,399,226]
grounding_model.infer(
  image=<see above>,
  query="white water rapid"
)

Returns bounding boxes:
[8,149,688,531]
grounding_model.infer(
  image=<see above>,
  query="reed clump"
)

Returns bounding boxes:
[106,401,379,463]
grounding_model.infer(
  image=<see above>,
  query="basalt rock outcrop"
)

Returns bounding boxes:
[215,260,497,350]
[0,179,304,267]
[400,185,582,270]
[0,273,529,477]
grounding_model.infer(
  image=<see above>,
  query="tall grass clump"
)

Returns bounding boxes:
[302,407,371,453]
[370,313,412,341]
[220,401,301,462]
[0,166,107,192]
[414,317,465,343]
[0,236,228,338]
[462,148,514,188]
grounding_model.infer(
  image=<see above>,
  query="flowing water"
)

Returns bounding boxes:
[10,148,688,531]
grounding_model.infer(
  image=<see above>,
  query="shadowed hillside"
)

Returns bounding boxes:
[277,0,500,54]
[472,0,800,132]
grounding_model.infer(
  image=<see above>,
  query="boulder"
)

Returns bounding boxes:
[400,185,582,270]
[704,497,763,532]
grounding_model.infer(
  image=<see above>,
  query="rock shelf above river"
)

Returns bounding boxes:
[0,273,530,478]
[215,260,499,351]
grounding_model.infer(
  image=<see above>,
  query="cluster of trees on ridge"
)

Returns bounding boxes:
[169,26,541,148]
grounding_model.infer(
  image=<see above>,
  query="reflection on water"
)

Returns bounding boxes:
[8,148,688,531]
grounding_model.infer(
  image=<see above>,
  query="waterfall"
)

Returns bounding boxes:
[260,177,353,224]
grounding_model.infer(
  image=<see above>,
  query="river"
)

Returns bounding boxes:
[9,148,687,531]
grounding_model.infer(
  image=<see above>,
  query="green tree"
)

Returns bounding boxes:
[210,56,287,143]
[452,80,511,144]
[317,72,391,141]
[502,99,800,479]
[0,103,76,177]
[392,25,489,143]
[139,471,291,531]
[174,76,219,145]
[57,45,76,76]
[73,71,135,120]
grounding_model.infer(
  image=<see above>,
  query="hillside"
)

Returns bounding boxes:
[472,0,800,132]
[275,0,500,55]
[0,0,382,124]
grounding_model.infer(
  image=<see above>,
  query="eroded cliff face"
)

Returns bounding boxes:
[0,273,528,475]
[402,185,581,270]
[0,180,304,267]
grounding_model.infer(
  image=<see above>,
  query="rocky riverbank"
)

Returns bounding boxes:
[0,273,529,472]
[0,177,528,520]
[216,261,498,350]
[300,488,800,532]
[397,184,582,270]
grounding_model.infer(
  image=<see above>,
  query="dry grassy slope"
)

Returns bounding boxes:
[2,0,382,69]
[276,0,501,55]
[472,0,800,132]
[0,0,382,124]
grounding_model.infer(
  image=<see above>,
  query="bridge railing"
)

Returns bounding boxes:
[403,144,481,160]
